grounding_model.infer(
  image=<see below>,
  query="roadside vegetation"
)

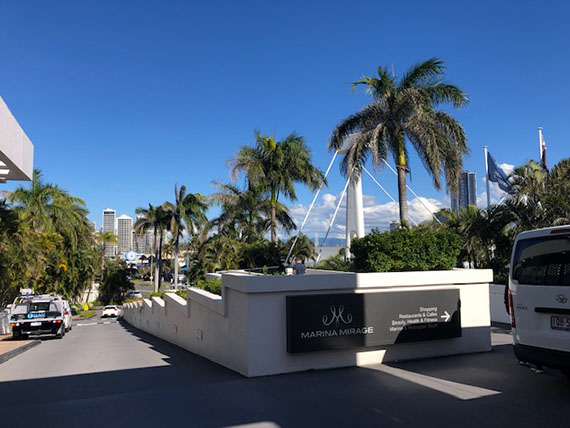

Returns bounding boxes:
[0,171,99,307]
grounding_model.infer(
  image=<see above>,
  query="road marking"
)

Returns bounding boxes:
[368,364,501,400]
[76,320,118,327]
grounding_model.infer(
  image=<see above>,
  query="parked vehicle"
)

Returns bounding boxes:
[62,300,72,332]
[102,305,123,318]
[508,225,570,376]
[126,290,143,299]
[10,294,66,340]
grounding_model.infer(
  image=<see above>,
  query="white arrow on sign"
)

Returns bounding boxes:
[441,311,451,322]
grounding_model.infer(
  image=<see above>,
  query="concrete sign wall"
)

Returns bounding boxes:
[287,290,461,353]
[0,96,34,182]
[123,268,493,377]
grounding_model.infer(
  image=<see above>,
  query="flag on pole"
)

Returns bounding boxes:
[487,151,514,195]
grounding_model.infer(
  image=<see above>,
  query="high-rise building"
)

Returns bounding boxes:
[451,171,477,213]
[117,214,133,254]
[135,227,154,255]
[102,208,117,257]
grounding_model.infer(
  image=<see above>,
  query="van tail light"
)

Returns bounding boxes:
[508,289,516,328]
[10,322,19,327]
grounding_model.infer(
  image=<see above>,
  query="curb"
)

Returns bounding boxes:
[0,340,41,365]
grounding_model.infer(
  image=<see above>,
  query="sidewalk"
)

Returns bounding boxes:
[0,334,40,365]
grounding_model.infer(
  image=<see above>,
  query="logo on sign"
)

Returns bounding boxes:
[555,294,568,304]
[322,305,353,327]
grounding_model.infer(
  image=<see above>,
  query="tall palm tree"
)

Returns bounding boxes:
[329,58,469,226]
[210,182,295,243]
[134,204,170,292]
[163,185,208,286]
[229,131,325,243]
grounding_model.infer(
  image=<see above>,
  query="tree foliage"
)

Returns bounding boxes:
[330,58,469,226]
[0,170,98,306]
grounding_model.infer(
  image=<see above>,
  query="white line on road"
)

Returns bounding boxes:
[75,321,118,327]
[368,364,501,400]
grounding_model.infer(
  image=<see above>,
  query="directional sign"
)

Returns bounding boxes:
[286,289,461,353]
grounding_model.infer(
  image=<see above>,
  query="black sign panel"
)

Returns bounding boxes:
[286,289,461,353]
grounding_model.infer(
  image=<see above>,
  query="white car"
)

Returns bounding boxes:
[62,300,72,332]
[508,225,570,376]
[126,290,143,299]
[101,305,123,318]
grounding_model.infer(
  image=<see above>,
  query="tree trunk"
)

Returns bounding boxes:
[157,231,164,291]
[396,135,409,227]
[173,239,179,287]
[270,202,277,243]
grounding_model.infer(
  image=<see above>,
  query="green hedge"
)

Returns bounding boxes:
[195,278,222,296]
[351,229,462,272]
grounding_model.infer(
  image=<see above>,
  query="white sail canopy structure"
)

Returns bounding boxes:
[0,96,34,183]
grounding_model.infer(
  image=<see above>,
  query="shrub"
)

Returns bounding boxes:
[195,278,222,296]
[351,229,462,272]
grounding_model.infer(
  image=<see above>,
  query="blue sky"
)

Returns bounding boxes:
[1,0,569,236]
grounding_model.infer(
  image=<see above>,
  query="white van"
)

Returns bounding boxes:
[508,225,570,376]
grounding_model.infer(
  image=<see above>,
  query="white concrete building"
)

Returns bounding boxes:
[117,214,133,254]
[0,96,34,183]
[102,208,117,257]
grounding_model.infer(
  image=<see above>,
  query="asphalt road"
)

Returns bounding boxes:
[0,319,568,428]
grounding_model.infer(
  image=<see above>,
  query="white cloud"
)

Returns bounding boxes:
[289,192,446,239]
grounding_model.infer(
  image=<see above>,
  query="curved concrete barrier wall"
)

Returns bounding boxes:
[123,268,493,377]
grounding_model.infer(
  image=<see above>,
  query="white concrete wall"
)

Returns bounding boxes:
[123,268,493,377]
[490,283,510,324]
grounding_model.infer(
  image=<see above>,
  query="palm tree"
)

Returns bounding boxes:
[229,131,325,242]
[210,182,295,243]
[134,204,170,292]
[95,231,118,267]
[163,185,208,286]
[10,170,89,240]
[329,58,469,226]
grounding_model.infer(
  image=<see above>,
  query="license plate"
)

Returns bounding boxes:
[551,316,570,331]
[30,322,42,327]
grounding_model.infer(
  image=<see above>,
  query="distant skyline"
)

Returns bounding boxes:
[2,1,569,238]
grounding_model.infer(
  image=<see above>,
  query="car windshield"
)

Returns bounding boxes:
[105,306,117,310]
[513,236,570,286]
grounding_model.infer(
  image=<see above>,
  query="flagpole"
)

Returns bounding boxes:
[538,127,543,162]
[484,145,491,209]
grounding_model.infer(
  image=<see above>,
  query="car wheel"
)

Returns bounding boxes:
[560,369,570,378]
[56,326,64,339]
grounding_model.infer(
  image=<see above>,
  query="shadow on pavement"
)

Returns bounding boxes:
[0,322,569,428]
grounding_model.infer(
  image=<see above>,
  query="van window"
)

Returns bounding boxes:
[512,236,570,286]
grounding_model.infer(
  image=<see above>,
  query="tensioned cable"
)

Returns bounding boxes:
[285,151,338,264]
[380,159,442,225]
[362,166,419,227]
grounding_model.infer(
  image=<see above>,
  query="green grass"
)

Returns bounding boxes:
[132,279,153,287]
[79,311,97,318]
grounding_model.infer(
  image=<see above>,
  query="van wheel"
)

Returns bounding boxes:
[12,331,21,340]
